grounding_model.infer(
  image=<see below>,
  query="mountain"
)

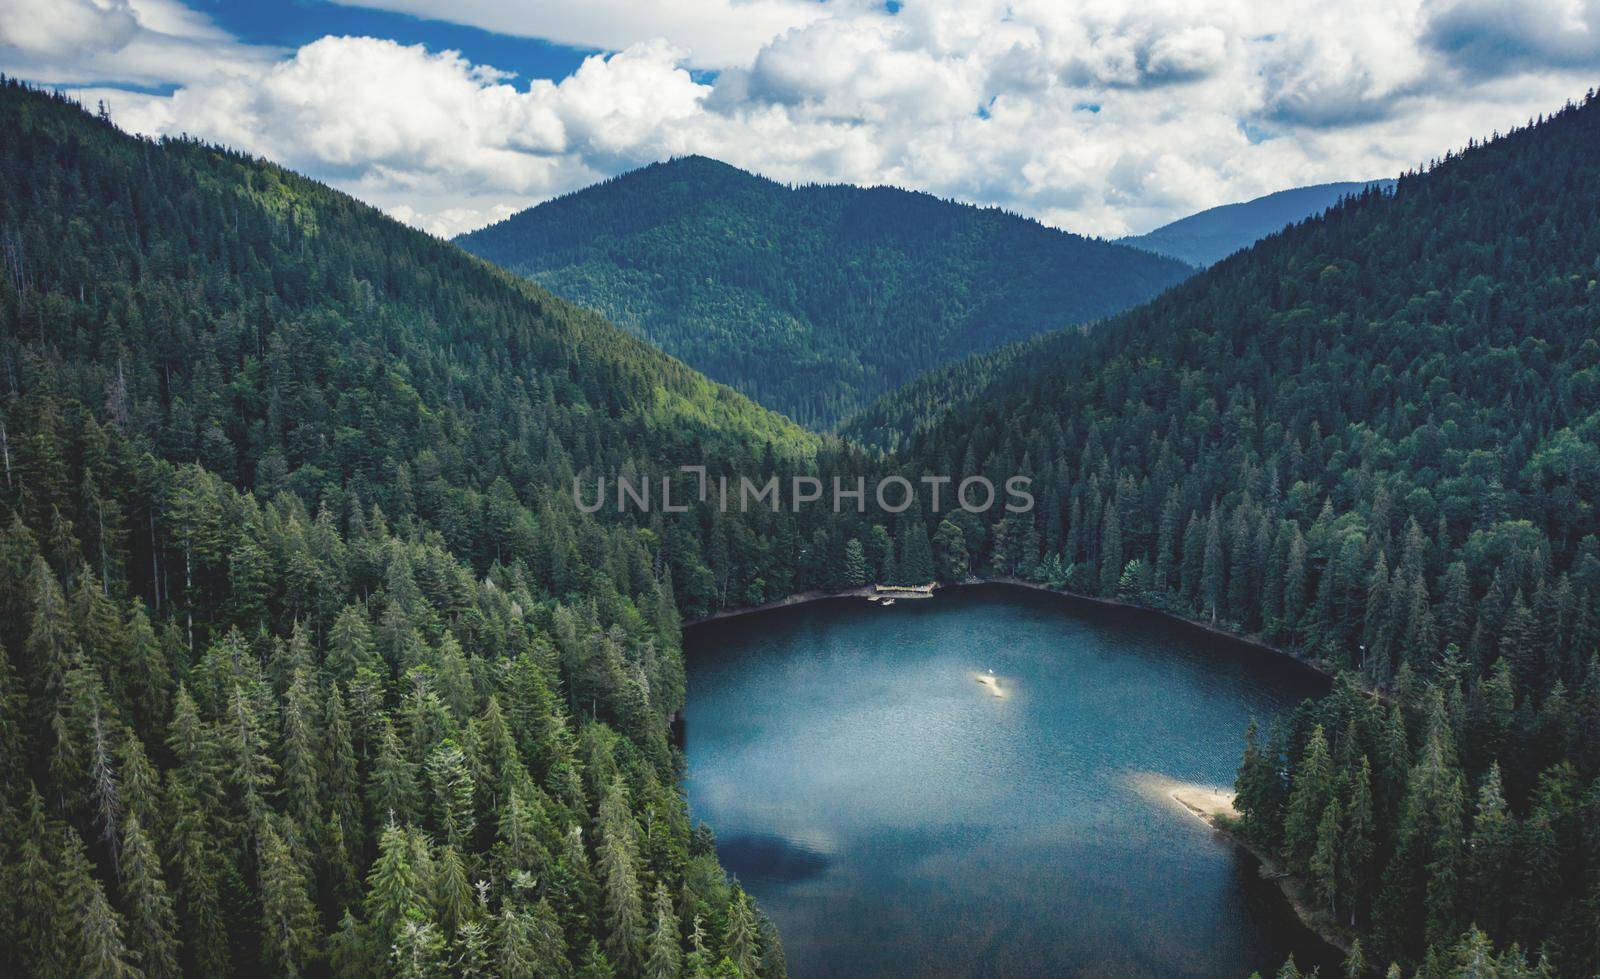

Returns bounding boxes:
[1118,179,1396,267]
[0,80,868,977]
[885,94,1600,973]
[455,156,1192,428]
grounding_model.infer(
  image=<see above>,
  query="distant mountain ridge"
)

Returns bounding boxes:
[1118,179,1396,267]
[456,156,1192,428]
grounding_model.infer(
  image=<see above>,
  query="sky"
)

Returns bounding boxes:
[3,0,1598,239]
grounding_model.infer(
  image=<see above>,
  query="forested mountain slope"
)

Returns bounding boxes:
[1117,179,1396,268]
[839,332,1055,454]
[0,80,877,978]
[886,92,1600,974]
[455,156,1192,428]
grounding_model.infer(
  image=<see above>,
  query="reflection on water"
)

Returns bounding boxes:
[684,584,1341,979]
[717,833,833,884]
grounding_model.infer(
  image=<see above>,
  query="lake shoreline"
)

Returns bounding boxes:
[681,585,881,625]
[1130,776,1356,963]
[1204,814,1359,963]
[684,577,1353,969]
[685,577,1339,685]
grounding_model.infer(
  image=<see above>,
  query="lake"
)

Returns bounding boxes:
[683,583,1342,978]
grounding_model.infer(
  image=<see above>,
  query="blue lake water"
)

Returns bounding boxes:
[684,583,1342,978]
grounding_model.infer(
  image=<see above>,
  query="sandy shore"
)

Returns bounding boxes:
[1126,772,1240,824]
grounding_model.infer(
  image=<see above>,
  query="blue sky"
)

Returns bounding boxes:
[4,0,1596,238]
[201,0,596,83]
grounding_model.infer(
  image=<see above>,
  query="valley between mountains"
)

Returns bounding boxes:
[2,76,1599,979]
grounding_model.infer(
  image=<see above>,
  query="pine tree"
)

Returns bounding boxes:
[426,739,476,847]
[724,887,761,978]
[1311,796,1342,916]
[494,904,538,979]
[932,519,969,581]
[122,607,171,742]
[596,777,645,972]
[369,719,421,826]
[326,605,376,683]
[54,654,125,873]
[366,822,428,964]
[1283,527,1308,635]
[453,914,492,979]
[1342,940,1366,979]
[684,913,713,978]
[219,678,277,839]
[162,770,229,976]
[898,522,935,585]
[118,811,181,979]
[433,844,475,938]
[1283,725,1333,874]
[759,916,787,979]
[319,683,362,901]
[329,909,368,979]
[496,784,550,877]
[280,668,321,840]
[57,826,140,979]
[645,881,681,979]
[11,787,66,977]
[864,525,894,582]
[1099,502,1123,595]
[390,918,446,978]
[1202,503,1224,624]
[1467,762,1515,939]
[1417,717,1467,952]
[1340,756,1376,925]
[527,898,570,978]
[575,940,617,979]
[1155,489,1180,590]
[116,732,162,841]
[258,818,320,977]
[26,554,76,713]
[842,539,870,587]
[1376,694,1467,961]
[1499,591,1536,689]
[1235,718,1278,843]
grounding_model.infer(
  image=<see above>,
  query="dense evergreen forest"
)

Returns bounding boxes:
[454,156,1191,429]
[839,333,1053,453]
[0,80,904,978]
[877,91,1600,976]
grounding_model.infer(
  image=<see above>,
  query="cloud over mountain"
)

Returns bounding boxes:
[8,0,1596,237]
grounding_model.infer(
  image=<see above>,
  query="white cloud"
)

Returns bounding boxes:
[0,0,140,61]
[1423,0,1600,75]
[20,0,1600,238]
[77,35,712,236]
[0,0,274,86]
[330,0,828,69]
